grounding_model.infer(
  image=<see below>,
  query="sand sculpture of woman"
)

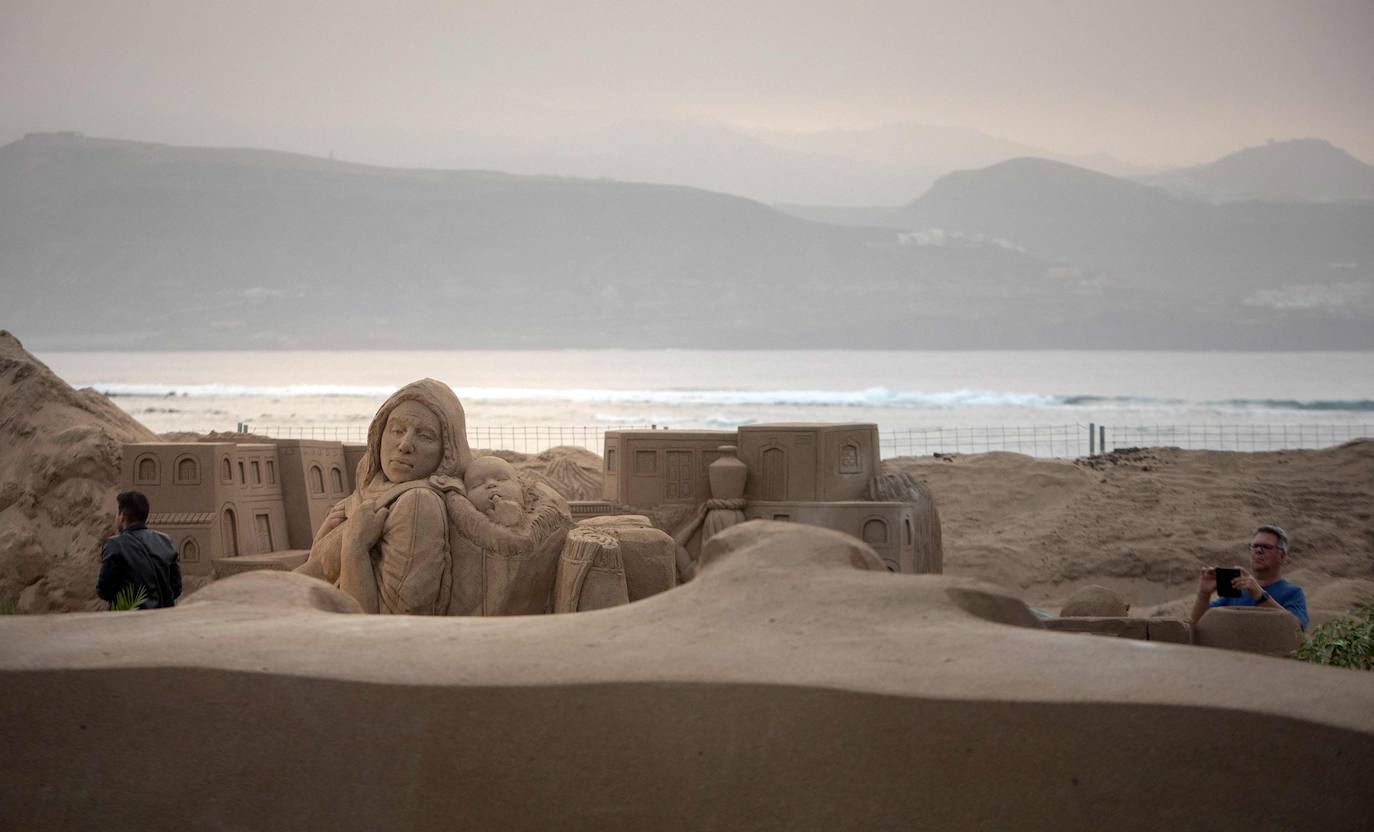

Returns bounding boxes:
[296,378,572,615]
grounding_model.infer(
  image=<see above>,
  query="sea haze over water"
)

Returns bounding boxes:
[40,350,1374,437]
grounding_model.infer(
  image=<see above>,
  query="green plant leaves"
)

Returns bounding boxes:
[111,584,149,612]
[1295,609,1374,671]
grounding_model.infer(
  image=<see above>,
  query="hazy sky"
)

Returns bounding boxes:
[2,0,1372,168]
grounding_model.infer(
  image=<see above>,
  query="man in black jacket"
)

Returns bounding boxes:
[96,491,181,609]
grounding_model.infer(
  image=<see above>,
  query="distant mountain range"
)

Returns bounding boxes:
[422,119,1152,206]
[894,156,1374,322]
[1143,138,1374,203]
[428,123,1374,208]
[2,132,1370,350]
[750,121,1155,180]
[425,119,943,207]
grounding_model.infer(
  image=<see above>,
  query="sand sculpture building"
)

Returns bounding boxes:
[121,422,936,578]
[273,439,355,551]
[120,440,362,576]
[601,429,735,507]
[596,423,937,574]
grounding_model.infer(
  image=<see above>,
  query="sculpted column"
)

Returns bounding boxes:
[702,445,748,541]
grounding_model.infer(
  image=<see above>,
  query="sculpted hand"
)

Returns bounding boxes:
[315,502,349,541]
[343,499,389,552]
[1197,567,1218,597]
[491,494,524,527]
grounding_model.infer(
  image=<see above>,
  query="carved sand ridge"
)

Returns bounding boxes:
[2,521,1371,830]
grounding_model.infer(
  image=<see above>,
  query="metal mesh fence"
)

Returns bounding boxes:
[250,425,369,443]
[248,422,1371,459]
[880,425,1086,458]
[466,425,648,455]
[880,423,1373,458]
[253,424,649,455]
[1090,423,1373,454]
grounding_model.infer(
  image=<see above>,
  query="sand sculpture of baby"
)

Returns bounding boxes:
[444,454,574,615]
[463,456,529,528]
[295,379,571,616]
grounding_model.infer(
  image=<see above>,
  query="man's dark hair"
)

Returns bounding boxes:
[117,490,150,524]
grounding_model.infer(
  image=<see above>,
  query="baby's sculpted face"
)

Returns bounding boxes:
[464,456,523,511]
[380,400,443,483]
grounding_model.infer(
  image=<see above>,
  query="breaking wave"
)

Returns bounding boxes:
[89,383,1374,412]
[1215,398,1374,412]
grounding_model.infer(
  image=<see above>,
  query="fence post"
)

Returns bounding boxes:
[1089,423,1095,456]
[1099,425,1106,453]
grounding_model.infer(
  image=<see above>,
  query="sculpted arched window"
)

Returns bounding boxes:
[330,467,344,494]
[252,461,262,485]
[862,517,888,546]
[266,460,276,484]
[180,538,200,563]
[238,461,246,483]
[310,465,325,495]
[904,517,913,547]
[175,455,199,484]
[839,441,863,475]
[221,458,233,482]
[134,455,159,485]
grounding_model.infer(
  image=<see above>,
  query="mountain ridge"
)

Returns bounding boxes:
[3,133,1371,350]
[1146,138,1374,203]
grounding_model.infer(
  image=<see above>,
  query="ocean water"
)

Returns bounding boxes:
[38,350,1374,456]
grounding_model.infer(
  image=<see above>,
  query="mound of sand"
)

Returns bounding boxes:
[535,449,604,501]
[1059,584,1129,617]
[1300,577,1374,627]
[0,331,157,611]
[886,443,1374,614]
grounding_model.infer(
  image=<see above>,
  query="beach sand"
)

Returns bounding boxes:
[886,445,1374,622]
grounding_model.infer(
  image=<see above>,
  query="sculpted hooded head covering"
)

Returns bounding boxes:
[357,378,472,489]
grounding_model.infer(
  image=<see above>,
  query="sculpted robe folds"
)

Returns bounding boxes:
[445,482,572,616]
[296,379,572,616]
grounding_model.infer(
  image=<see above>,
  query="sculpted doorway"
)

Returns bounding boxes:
[255,513,274,553]
[760,447,786,500]
[222,508,239,557]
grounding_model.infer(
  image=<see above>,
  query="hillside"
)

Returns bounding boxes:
[1,132,1068,350]
[1148,138,1374,203]
[3,132,1373,349]
[431,119,943,207]
[891,157,1374,347]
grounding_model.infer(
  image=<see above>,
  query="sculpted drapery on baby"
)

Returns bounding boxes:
[295,379,572,615]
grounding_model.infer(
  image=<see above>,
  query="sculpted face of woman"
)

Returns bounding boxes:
[380,400,443,482]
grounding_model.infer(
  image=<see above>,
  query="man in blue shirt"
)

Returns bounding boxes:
[1191,525,1308,631]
